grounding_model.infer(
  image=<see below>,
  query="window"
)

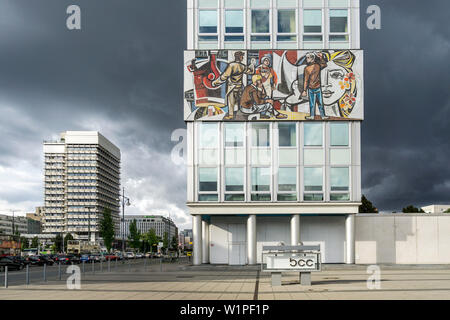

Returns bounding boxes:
[304,167,323,201]
[278,123,296,147]
[303,9,322,42]
[251,167,271,201]
[304,123,323,146]
[225,123,244,147]
[277,9,296,42]
[329,9,348,42]
[277,167,297,201]
[330,167,350,201]
[225,10,244,42]
[198,167,218,202]
[330,122,349,146]
[199,10,218,41]
[199,122,218,165]
[252,123,270,147]
[225,168,245,201]
[251,10,270,42]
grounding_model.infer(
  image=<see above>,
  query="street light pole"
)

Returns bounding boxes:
[117,187,130,257]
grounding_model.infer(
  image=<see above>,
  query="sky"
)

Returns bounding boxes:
[0,0,448,228]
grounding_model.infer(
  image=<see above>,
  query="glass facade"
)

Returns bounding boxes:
[195,122,355,203]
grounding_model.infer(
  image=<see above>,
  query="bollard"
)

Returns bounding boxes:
[26,264,30,285]
[58,263,61,281]
[160,258,162,272]
[92,260,95,274]
[115,258,117,270]
[128,258,131,272]
[82,261,85,273]
[4,266,8,288]
[108,259,111,272]
[100,259,103,272]
[43,264,47,282]
[144,257,147,271]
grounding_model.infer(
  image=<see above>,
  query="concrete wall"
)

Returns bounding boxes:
[210,215,346,265]
[355,214,450,264]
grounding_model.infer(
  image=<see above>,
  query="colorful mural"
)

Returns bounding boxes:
[184,50,364,121]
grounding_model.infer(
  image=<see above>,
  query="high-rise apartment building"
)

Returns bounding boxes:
[43,131,121,242]
[184,0,363,265]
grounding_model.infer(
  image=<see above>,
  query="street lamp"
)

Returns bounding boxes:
[117,187,130,256]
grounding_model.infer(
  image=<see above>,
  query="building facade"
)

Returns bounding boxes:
[43,131,121,242]
[0,214,28,236]
[185,0,363,265]
[421,204,450,214]
[179,229,193,251]
[120,215,178,242]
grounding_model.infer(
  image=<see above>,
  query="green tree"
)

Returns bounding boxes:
[162,232,169,253]
[20,237,29,250]
[171,235,178,251]
[359,195,378,213]
[142,229,159,253]
[64,233,74,251]
[128,219,141,249]
[31,236,39,248]
[99,208,115,252]
[54,234,63,252]
[402,205,425,213]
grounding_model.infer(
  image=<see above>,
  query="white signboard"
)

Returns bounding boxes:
[264,253,320,272]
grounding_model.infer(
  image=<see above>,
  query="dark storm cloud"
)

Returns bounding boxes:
[360,0,450,210]
[0,0,448,218]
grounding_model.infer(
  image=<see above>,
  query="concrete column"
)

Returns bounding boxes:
[345,214,355,264]
[247,215,257,265]
[201,220,209,264]
[290,214,300,245]
[192,215,202,265]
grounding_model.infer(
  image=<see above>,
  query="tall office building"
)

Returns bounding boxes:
[184,0,363,265]
[43,131,121,242]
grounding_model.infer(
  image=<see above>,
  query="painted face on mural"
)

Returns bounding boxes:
[321,60,348,106]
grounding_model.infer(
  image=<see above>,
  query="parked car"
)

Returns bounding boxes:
[25,255,46,266]
[89,254,105,263]
[0,257,23,271]
[57,254,80,265]
[135,253,144,259]
[125,252,135,259]
[115,252,124,260]
[39,255,55,265]
[7,256,29,268]
[104,253,119,261]
[80,254,90,263]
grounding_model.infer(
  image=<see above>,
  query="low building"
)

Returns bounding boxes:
[421,204,450,214]
[119,215,178,242]
[179,229,193,251]
[0,214,28,236]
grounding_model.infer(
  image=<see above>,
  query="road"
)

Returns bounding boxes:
[1,257,189,287]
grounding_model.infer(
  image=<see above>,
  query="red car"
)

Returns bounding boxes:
[104,253,119,261]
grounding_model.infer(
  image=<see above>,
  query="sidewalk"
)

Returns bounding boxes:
[1,264,450,300]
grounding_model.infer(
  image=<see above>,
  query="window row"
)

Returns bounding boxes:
[199,122,349,147]
[197,7,349,46]
[197,166,350,202]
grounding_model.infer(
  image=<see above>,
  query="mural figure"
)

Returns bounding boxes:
[255,54,278,99]
[297,52,328,120]
[240,75,287,120]
[184,50,363,121]
[211,51,256,120]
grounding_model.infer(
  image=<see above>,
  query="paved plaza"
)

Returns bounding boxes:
[1,261,450,300]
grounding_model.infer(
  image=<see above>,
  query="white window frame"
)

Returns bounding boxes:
[328,7,350,45]
[197,8,220,47]
[249,8,272,45]
[223,122,247,202]
[276,122,298,202]
[301,8,324,45]
[276,8,297,45]
[223,8,246,46]
[329,166,351,201]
